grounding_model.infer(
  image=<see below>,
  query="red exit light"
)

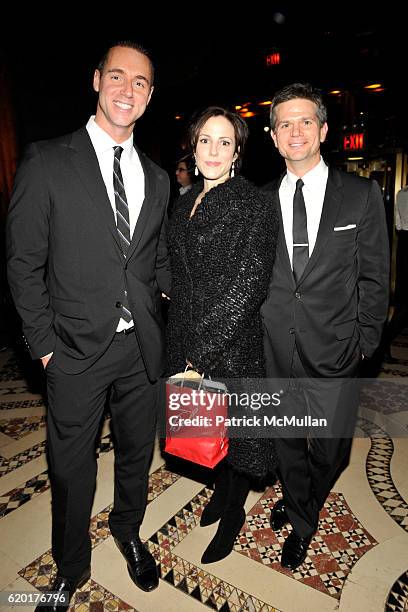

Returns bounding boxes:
[266,53,280,66]
[343,133,365,150]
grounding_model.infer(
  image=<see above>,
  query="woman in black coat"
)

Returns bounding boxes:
[167,106,279,563]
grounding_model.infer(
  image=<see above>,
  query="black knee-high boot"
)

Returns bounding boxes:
[200,462,230,527]
[201,467,249,564]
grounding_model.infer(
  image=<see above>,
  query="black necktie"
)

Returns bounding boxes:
[292,178,309,283]
[113,146,132,323]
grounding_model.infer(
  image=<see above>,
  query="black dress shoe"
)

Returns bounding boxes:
[281,531,313,570]
[114,537,159,592]
[35,566,90,611]
[269,499,289,531]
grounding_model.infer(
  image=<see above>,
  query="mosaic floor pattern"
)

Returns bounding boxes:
[234,486,377,599]
[385,570,408,612]
[20,554,134,612]
[1,335,408,611]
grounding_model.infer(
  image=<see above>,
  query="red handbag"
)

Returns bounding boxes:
[165,369,229,468]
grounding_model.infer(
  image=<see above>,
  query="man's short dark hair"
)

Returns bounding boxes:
[97,40,155,86]
[270,83,327,131]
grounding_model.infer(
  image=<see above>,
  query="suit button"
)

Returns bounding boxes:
[295,292,301,299]
[289,328,295,334]
[115,301,122,308]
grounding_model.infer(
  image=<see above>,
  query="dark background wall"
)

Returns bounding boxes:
[1,7,406,186]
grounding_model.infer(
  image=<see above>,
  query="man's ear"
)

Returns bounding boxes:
[93,69,100,93]
[270,130,278,149]
[320,122,328,143]
[147,86,154,106]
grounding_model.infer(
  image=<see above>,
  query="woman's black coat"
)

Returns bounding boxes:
[166,176,279,478]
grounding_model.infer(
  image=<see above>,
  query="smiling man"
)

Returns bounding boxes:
[7,41,170,609]
[261,83,389,571]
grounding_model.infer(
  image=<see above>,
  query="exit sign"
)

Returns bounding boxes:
[343,133,365,150]
[266,53,280,66]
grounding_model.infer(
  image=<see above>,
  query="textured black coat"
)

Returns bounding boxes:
[166,176,279,478]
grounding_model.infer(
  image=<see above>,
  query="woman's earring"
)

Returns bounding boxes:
[194,165,199,176]
[231,162,235,178]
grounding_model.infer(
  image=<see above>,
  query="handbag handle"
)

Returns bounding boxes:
[181,364,206,390]
[169,365,211,390]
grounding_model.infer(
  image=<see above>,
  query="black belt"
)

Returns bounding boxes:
[116,326,135,335]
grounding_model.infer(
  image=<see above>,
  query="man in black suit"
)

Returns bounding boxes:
[261,83,389,570]
[7,41,170,608]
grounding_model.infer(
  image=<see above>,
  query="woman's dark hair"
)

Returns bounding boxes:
[189,106,249,173]
[97,40,155,86]
[269,83,327,131]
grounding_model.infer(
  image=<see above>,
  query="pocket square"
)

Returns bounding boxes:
[334,224,356,231]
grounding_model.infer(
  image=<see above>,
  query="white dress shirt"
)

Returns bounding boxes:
[279,157,329,267]
[86,116,145,236]
[86,116,145,330]
[179,184,193,196]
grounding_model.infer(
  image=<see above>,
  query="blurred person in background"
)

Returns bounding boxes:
[175,154,194,196]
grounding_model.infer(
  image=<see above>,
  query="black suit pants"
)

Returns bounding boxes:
[46,331,158,578]
[275,347,358,538]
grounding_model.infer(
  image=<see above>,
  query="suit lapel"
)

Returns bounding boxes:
[299,166,343,284]
[276,192,296,286]
[126,145,157,261]
[69,128,122,253]
[271,175,295,286]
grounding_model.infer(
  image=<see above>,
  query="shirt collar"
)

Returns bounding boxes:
[179,185,192,196]
[286,157,328,190]
[86,116,134,159]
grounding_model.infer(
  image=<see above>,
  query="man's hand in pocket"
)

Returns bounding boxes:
[41,352,53,368]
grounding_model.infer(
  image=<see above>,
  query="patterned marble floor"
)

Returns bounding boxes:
[0,334,408,612]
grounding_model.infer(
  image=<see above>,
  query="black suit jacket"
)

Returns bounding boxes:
[261,167,389,378]
[7,127,171,378]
